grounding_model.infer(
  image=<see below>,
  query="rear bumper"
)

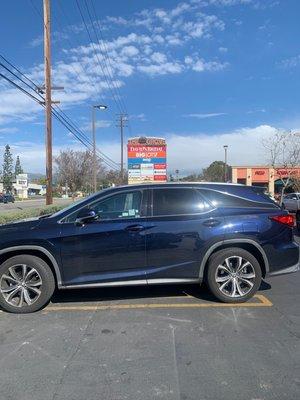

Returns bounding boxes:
[267,242,300,277]
[267,262,300,277]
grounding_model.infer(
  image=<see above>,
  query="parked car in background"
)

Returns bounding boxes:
[0,193,15,204]
[282,193,300,214]
[0,183,299,313]
[282,193,300,231]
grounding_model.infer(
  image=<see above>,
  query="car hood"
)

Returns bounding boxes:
[0,217,42,231]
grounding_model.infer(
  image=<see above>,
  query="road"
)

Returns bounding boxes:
[0,265,299,399]
[0,197,72,214]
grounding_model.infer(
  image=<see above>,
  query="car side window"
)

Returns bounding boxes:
[152,188,211,216]
[63,191,143,223]
[291,194,298,200]
[199,189,277,208]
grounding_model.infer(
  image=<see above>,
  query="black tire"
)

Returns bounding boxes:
[0,255,55,313]
[206,248,262,303]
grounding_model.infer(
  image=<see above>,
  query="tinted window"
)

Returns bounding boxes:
[199,189,278,209]
[64,191,142,222]
[153,188,211,216]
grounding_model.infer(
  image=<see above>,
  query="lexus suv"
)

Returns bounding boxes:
[0,183,299,313]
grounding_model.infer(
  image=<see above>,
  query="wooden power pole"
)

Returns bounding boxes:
[44,0,53,205]
[116,114,127,180]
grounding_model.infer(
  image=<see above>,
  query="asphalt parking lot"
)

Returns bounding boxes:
[0,260,299,400]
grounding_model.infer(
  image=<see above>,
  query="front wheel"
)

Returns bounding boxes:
[206,248,262,303]
[0,255,55,313]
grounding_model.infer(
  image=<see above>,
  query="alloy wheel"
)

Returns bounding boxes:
[0,264,43,307]
[215,256,256,298]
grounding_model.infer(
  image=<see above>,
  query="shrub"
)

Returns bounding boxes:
[0,204,65,225]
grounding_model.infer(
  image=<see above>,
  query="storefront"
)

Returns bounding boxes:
[232,166,300,196]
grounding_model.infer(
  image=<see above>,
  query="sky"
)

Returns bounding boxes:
[0,0,300,176]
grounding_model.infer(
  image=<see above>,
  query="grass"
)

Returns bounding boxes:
[0,204,66,225]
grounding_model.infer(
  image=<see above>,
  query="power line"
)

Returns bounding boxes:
[0,54,41,92]
[54,0,109,110]
[0,60,119,171]
[89,0,128,115]
[27,1,118,170]
[75,0,125,115]
[84,0,125,113]
[0,72,43,105]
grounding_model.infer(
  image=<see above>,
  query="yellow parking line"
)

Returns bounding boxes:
[43,294,272,312]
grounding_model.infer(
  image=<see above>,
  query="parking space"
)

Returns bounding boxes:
[0,271,299,400]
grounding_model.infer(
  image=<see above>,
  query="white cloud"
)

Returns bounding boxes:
[219,46,228,52]
[184,55,229,72]
[183,112,227,119]
[129,113,147,121]
[120,45,139,57]
[0,88,41,125]
[1,0,236,126]
[13,125,284,174]
[166,125,277,173]
[138,62,183,76]
[81,120,112,132]
[0,127,19,133]
[150,52,168,64]
[279,55,300,69]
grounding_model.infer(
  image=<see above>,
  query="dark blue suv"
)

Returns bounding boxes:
[0,183,299,313]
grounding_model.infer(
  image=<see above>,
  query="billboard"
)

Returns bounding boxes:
[128,137,167,184]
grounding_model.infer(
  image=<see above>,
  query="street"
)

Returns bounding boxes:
[0,267,299,399]
[0,197,72,214]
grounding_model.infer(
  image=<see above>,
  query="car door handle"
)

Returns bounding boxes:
[125,224,145,232]
[202,219,221,227]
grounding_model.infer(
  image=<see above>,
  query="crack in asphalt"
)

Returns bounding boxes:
[51,306,98,400]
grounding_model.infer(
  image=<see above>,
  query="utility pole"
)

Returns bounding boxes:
[92,106,97,193]
[91,105,108,192]
[223,145,228,182]
[116,114,128,180]
[43,0,52,205]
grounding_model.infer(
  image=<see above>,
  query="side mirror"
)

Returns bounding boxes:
[75,210,97,226]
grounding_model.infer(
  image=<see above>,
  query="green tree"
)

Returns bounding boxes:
[202,161,231,182]
[2,144,14,192]
[180,173,202,182]
[14,155,23,177]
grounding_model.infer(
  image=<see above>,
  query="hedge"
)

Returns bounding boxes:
[0,204,66,225]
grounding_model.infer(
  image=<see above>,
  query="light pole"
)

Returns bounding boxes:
[92,104,108,192]
[223,145,228,182]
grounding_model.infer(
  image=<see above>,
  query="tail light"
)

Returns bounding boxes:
[269,214,295,227]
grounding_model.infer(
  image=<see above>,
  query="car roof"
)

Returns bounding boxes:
[114,182,245,191]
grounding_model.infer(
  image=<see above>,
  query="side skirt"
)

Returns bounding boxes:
[60,278,200,290]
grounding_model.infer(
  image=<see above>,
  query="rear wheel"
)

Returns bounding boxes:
[0,255,55,313]
[206,248,262,303]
